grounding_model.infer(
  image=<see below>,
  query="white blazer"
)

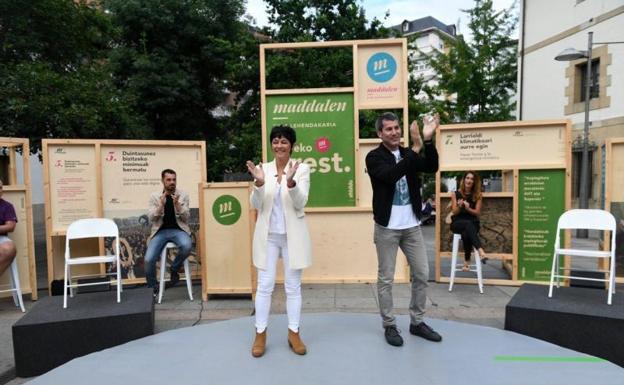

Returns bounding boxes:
[250,160,312,270]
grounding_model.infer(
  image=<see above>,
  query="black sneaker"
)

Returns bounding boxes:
[409,322,442,342]
[165,269,180,289]
[152,286,159,298]
[384,326,404,347]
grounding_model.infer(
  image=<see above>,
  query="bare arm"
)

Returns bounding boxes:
[463,198,482,217]
[0,221,16,234]
[451,193,461,215]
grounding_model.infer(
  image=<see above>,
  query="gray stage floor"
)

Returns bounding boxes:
[28,313,623,385]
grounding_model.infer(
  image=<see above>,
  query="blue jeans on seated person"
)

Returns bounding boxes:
[144,228,192,288]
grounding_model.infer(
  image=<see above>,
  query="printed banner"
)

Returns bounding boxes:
[265,93,355,207]
[48,145,98,232]
[357,45,404,108]
[101,145,203,280]
[517,169,566,281]
[440,126,567,170]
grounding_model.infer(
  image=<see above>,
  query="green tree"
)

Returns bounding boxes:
[266,0,388,42]
[0,63,148,148]
[422,0,518,122]
[104,0,247,141]
[0,0,147,153]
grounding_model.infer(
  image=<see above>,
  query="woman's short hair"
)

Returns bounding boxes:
[270,125,297,146]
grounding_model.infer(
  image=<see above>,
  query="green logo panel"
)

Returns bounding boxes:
[212,195,242,225]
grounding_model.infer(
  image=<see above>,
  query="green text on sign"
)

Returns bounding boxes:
[517,169,566,281]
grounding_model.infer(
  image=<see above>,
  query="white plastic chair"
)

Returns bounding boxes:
[64,218,121,309]
[548,209,617,305]
[0,259,25,312]
[158,242,193,304]
[449,233,484,294]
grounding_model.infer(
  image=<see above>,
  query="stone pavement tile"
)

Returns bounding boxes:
[335,296,377,310]
[194,319,222,326]
[301,285,335,298]
[155,309,200,321]
[4,375,30,385]
[448,306,505,320]
[270,303,287,313]
[210,298,253,310]
[200,308,252,321]
[302,296,335,309]
[0,306,30,384]
[464,292,514,308]
[334,284,376,299]
[455,317,505,329]
[427,290,480,308]
[155,319,196,333]
[302,283,336,291]
[155,298,202,311]
[421,306,455,320]
[496,285,520,297]
[336,308,378,315]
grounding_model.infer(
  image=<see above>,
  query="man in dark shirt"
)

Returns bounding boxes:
[144,169,192,296]
[0,179,18,276]
[365,112,441,347]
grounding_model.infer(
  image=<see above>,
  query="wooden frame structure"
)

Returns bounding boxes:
[259,38,412,283]
[434,120,572,286]
[604,137,624,283]
[199,182,254,301]
[0,138,37,300]
[42,139,206,290]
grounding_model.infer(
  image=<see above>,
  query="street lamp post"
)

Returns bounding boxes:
[554,32,624,238]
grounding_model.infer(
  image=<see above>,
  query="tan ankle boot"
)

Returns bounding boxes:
[251,330,266,357]
[287,329,307,355]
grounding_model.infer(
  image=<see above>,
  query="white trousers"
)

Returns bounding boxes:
[255,233,303,333]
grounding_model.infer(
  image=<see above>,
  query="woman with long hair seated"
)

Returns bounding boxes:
[450,171,487,271]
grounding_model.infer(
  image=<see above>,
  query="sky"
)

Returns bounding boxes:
[245,0,518,39]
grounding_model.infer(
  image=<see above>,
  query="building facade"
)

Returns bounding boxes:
[394,17,457,101]
[517,0,624,209]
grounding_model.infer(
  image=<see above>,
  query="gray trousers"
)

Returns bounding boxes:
[374,223,429,328]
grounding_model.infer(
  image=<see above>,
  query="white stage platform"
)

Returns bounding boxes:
[28,313,624,384]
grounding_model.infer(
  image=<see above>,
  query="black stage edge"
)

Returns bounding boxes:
[505,284,624,367]
[13,288,154,377]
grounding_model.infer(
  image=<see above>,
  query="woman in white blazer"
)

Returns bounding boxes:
[246,125,312,358]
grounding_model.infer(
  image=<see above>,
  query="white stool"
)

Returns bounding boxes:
[1,259,25,312]
[449,233,483,294]
[158,242,193,304]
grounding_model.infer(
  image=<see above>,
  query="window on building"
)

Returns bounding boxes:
[402,22,409,33]
[571,149,594,199]
[577,59,600,102]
